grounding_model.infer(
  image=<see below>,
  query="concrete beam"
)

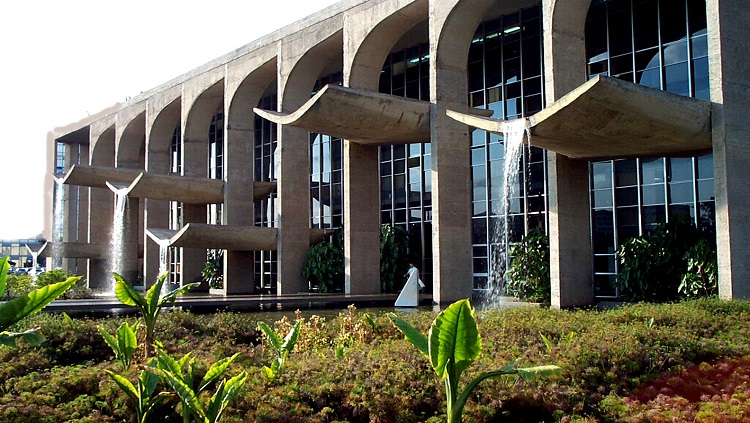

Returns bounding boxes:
[37,242,144,260]
[447,76,712,160]
[62,165,142,189]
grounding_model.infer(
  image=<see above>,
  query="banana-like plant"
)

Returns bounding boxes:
[104,359,171,423]
[389,299,563,422]
[99,321,138,370]
[113,272,199,357]
[0,256,79,346]
[147,347,246,423]
[257,320,301,380]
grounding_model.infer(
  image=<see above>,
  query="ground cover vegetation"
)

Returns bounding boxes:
[0,297,749,422]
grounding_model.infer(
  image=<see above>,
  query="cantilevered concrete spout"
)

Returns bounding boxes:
[107,173,225,204]
[254,84,433,145]
[36,242,142,260]
[447,76,712,160]
[105,173,276,203]
[62,165,143,189]
[146,225,335,251]
[147,224,278,251]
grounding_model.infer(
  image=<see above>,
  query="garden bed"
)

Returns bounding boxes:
[1,299,750,422]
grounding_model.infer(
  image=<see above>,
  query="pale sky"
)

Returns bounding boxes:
[0,0,340,240]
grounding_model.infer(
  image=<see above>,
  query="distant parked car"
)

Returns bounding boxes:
[15,268,28,276]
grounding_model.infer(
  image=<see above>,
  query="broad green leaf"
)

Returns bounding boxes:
[0,256,9,297]
[199,353,240,392]
[388,314,429,358]
[114,275,146,309]
[147,367,206,420]
[99,327,119,355]
[116,322,138,367]
[144,274,165,317]
[280,321,301,355]
[258,321,282,351]
[516,365,564,382]
[261,365,276,380]
[0,328,46,346]
[428,299,481,379]
[62,312,73,326]
[159,282,200,307]
[104,370,139,402]
[0,277,79,331]
[207,372,247,422]
[140,359,161,396]
[155,347,188,376]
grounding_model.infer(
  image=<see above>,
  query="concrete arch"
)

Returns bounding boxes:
[346,0,428,90]
[183,75,225,178]
[147,96,181,175]
[90,124,116,168]
[280,29,344,110]
[275,22,344,295]
[221,57,278,294]
[117,109,146,170]
[545,0,592,99]
[180,74,225,288]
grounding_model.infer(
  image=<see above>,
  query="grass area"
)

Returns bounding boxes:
[1,299,750,422]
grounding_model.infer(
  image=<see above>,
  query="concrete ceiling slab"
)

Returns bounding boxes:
[254,84,492,146]
[448,76,712,160]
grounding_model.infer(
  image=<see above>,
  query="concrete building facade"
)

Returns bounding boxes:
[44,0,748,306]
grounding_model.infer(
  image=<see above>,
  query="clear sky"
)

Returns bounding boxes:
[0,0,340,240]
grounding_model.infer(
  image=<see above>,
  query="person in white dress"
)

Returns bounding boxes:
[395,262,424,307]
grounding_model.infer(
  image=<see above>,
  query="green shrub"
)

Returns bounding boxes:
[202,249,224,290]
[616,218,713,301]
[379,224,409,293]
[678,239,718,299]
[302,228,345,293]
[2,274,33,299]
[505,230,550,302]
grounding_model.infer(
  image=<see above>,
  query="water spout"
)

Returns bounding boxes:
[485,118,530,305]
[109,192,129,292]
[52,178,65,269]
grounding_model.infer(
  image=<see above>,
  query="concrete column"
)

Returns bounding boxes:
[276,23,342,295]
[707,0,750,299]
[342,0,427,295]
[428,0,495,304]
[181,73,224,289]
[181,126,208,286]
[276,123,311,294]
[144,91,180,285]
[63,143,80,273]
[223,124,256,294]
[77,145,90,275]
[543,0,594,308]
[223,55,277,295]
[343,141,381,294]
[88,122,116,290]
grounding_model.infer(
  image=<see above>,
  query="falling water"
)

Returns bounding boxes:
[52,178,65,269]
[109,192,129,292]
[158,244,168,277]
[485,118,530,305]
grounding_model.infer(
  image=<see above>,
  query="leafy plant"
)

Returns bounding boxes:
[0,256,79,346]
[505,229,550,302]
[380,224,409,293]
[616,218,711,301]
[113,272,199,357]
[104,358,171,423]
[678,239,718,299]
[302,229,344,292]
[147,347,246,423]
[99,321,138,370]
[388,299,563,422]
[202,249,224,290]
[257,320,301,380]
